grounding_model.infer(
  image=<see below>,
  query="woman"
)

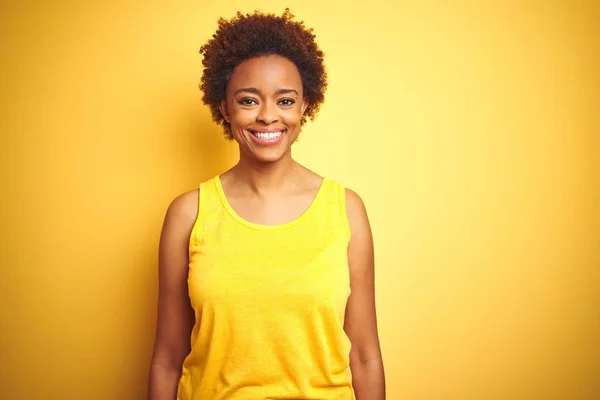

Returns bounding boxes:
[148,9,385,400]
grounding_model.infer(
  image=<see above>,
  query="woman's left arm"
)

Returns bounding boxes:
[344,188,386,400]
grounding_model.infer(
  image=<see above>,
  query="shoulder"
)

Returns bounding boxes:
[158,188,201,264]
[344,187,368,222]
[344,188,366,212]
[163,188,200,230]
[340,187,371,242]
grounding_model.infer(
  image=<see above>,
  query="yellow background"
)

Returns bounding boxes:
[1,1,598,399]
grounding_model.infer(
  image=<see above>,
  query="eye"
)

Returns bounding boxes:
[238,98,258,106]
[278,98,296,106]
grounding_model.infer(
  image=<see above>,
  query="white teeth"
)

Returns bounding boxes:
[255,131,283,139]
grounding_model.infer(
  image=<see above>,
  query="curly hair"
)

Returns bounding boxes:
[199,9,327,139]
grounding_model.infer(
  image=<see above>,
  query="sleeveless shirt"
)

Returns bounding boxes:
[177,176,355,399]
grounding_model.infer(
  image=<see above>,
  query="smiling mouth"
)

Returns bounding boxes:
[249,130,286,140]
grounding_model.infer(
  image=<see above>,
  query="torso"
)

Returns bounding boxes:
[176,169,356,399]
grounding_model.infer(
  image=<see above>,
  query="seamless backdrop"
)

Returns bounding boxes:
[1,1,598,399]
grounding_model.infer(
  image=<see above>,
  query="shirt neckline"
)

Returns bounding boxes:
[214,175,328,231]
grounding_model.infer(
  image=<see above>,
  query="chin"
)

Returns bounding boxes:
[252,149,290,164]
[238,129,297,164]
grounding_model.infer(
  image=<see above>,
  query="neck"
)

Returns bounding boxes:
[231,151,300,195]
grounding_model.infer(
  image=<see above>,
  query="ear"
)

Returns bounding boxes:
[219,99,230,123]
[301,97,309,115]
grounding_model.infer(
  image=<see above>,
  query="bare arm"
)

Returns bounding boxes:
[148,190,198,400]
[344,189,386,400]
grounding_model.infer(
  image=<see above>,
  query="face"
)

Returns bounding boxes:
[220,55,308,164]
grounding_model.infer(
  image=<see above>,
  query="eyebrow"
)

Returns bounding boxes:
[234,87,299,96]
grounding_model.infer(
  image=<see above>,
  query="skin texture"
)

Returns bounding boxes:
[219,55,309,166]
[198,9,327,139]
[148,55,385,399]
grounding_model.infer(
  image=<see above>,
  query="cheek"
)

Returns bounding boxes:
[283,108,303,124]
[229,109,253,125]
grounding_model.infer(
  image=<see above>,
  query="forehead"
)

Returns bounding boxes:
[227,55,303,94]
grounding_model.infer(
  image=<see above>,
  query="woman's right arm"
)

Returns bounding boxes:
[148,190,198,400]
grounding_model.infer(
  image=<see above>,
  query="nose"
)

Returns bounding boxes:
[257,101,278,125]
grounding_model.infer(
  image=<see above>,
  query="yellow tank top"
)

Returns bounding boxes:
[177,175,355,399]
